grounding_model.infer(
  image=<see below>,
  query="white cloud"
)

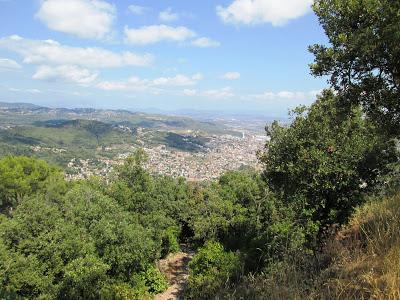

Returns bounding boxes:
[33,65,99,85]
[95,80,138,91]
[183,89,197,96]
[204,87,234,98]
[0,35,153,68]
[310,90,323,97]
[28,89,42,94]
[8,87,41,94]
[221,71,240,80]
[192,73,204,80]
[36,0,115,39]
[0,58,21,69]
[159,7,179,22]
[128,4,148,15]
[124,25,219,47]
[191,37,220,48]
[251,90,321,100]
[217,0,313,26]
[152,73,203,86]
[97,73,203,91]
[124,25,196,45]
[183,87,234,99]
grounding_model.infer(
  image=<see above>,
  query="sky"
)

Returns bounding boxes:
[0,0,329,117]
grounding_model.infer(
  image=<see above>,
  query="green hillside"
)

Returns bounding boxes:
[0,119,136,166]
[0,102,238,136]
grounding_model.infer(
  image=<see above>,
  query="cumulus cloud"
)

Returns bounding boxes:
[97,73,203,91]
[204,87,234,98]
[124,25,196,45]
[183,89,197,96]
[128,4,148,15]
[159,8,179,22]
[0,57,21,69]
[221,71,240,80]
[124,25,219,47]
[8,88,42,94]
[183,87,234,99]
[96,77,146,91]
[251,90,321,100]
[33,65,98,85]
[0,35,153,68]
[36,0,115,39]
[191,37,220,48]
[217,0,313,26]
[152,73,203,86]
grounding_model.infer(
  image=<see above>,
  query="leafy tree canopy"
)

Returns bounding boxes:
[0,156,64,213]
[310,0,400,135]
[259,90,398,232]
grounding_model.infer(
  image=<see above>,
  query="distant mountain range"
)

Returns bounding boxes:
[0,101,287,134]
[0,101,287,122]
[0,101,242,168]
[0,101,44,110]
[0,101,238,134]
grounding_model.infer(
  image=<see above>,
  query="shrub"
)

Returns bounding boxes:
[161,226,181,257]
[186,241,242,299]
[135,265,168,295]
[100,282,151,300]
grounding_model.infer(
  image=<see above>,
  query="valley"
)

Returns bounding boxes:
[0,102,266,181]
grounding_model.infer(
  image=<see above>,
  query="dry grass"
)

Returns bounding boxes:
[201,192,400,299]
[313,192,400,299]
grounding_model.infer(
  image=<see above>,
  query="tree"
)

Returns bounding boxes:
[259,90,397,233]
[310,0,400,135]
[62,185,158,279]
[0,156,63,213]
[58,255,109,300]
[184,185,245,242]
[110,149,154,213]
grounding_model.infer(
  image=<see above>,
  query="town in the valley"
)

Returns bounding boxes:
[65,130,266,181]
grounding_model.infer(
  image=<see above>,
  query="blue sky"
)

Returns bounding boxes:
[0,0,328,117]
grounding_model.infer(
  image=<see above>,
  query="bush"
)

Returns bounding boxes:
[134,265,168,295]
[58,255,110,299]
[186,241,242,299]
[100,282,151,300]
[161,226,181,257]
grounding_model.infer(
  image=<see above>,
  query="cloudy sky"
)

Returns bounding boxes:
[0,0,328,117]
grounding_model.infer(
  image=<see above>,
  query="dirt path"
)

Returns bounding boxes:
[154,249,194,300]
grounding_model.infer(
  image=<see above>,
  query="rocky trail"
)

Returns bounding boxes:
[154,248,194,300]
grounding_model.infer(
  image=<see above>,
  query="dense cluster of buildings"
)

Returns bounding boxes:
[65,132,266,181]
[30,145,67,154]
[144,133,265,180]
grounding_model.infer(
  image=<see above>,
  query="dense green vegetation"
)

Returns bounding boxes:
[0,118,216,169]
[310,0,400,135]
[260,90,396,237]
[0,119,136,167]
[0,154,180,299]
[0,0,399,299]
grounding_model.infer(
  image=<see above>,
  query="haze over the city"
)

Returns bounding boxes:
[0,0,327,117]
